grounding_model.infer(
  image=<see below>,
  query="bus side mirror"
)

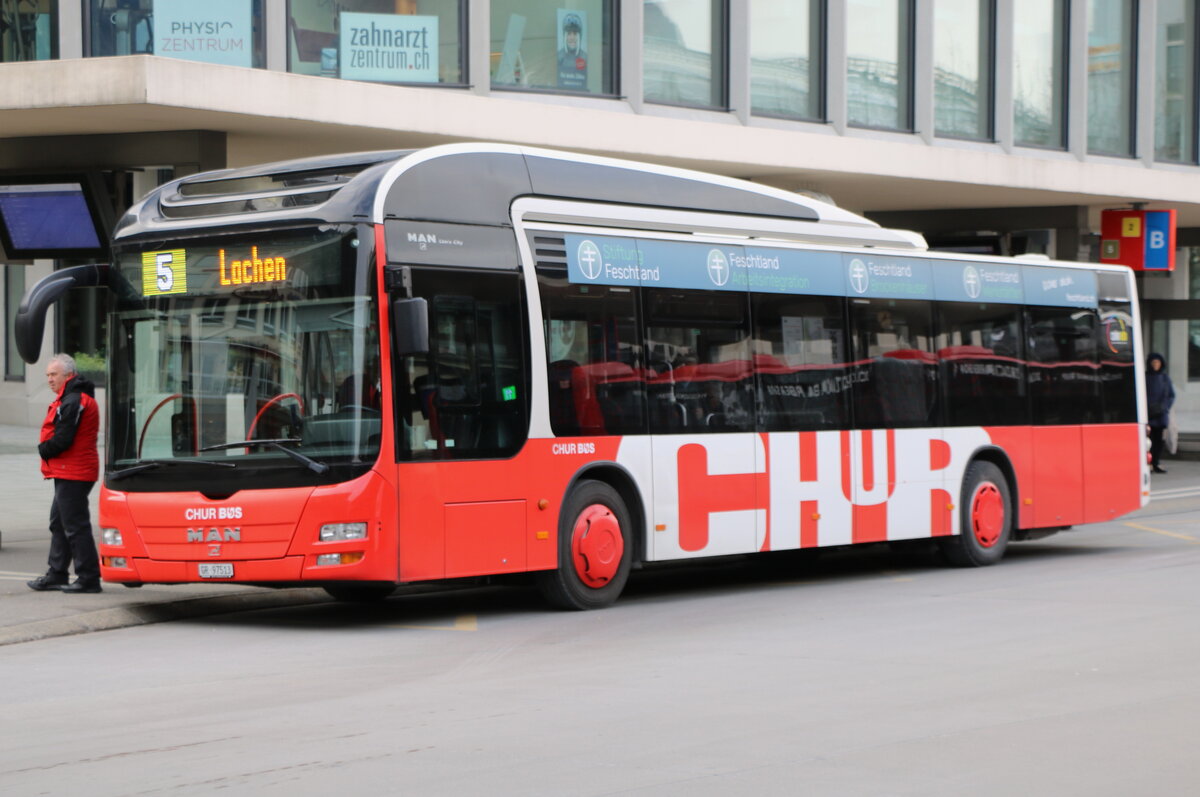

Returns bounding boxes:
[14,264,110,364]
[391,297,429,357]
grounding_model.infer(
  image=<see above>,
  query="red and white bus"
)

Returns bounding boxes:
[17,144,1149,607]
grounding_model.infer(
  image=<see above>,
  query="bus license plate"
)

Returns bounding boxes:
[198,563,234,579]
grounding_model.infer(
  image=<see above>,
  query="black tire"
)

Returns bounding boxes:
[537,480,634,610]
[940,461,1011,567]
[323,583,396,602]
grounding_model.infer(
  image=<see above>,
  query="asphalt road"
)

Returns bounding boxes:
[3,487,1200,796]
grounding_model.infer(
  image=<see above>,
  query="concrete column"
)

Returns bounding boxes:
[728,0,750,121]
[1067,0,1089,159]
[993,0,1015,151]
[621,0,643,111]
[469,0,490,95]
[58,0,83,59]
[913,0,934,141]
[265,0,286,72]
[1136,0,1156,166]
[825,0,847,134]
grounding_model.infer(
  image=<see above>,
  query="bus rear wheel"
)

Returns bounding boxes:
[940,461,1011,567]
[537,479,633,610]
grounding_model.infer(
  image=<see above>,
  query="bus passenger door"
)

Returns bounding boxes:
[1026,306,1097,528]
[391,267,531,582]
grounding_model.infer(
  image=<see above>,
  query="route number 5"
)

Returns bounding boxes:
[156,252,174,292]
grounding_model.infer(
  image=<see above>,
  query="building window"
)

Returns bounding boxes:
[1,0,56,62]
[287,0,463,84]
[87,1,264,66]
[643,0,727,109]
[1156,0,1196,163]
[847,0,913,131]
[490,1,615,94]
[5,266,25,380]
[750,0,822,120]
[1013,0,1067,148]
[1087,0,1136,156]
[934,0,993,140]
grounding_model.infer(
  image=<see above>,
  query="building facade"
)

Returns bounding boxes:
[2,0,1200,431]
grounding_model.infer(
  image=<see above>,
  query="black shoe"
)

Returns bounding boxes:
[27,573,68,591]
[1153,466,1168,474]
[61,579,102,594]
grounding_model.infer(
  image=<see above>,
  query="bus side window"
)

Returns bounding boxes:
[751,293,850,432]
[1097,271,1137,424]
[399,269,529,459]
[935,302,1027,427]
[644,288,753,433]
[537,269,644,437]
[1026,306,1101,425]
[849,299,937,429]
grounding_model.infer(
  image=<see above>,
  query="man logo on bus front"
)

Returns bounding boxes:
[577,240,603,280]
[963,265,982,299]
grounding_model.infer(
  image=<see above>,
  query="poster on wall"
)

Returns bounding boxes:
[339,12,440,84]
[154,0,253,68]
[556,9,587,90]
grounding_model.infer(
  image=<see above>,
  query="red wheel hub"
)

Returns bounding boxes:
[571,504,624,588]
[970,483,1004,548]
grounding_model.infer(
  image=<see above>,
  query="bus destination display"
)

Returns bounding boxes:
[141,245,291,296]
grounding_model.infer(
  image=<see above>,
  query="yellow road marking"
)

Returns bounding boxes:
[1124,521,1200,543]
[389,614,478,631]
[881,570,914,582]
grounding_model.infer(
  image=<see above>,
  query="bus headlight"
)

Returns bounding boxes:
[102,528,123,545]
[320,522,368,542]
[317,552,365,566]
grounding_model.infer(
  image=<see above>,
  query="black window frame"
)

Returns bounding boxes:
[394,265,532,461]
[935,300,1029,427]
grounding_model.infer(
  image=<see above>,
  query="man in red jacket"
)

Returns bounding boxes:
[27,353,102,593]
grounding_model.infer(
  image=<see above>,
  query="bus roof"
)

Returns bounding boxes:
[113,144,926,251]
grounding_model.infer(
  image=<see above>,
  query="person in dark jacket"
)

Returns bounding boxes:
[1145,352,1175,475]
[26,353,102,593]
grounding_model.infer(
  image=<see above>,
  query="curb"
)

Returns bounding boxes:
[0,588,332,647]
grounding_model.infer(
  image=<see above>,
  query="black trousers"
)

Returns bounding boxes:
[47,479,99,583]
[1149,425,1167,468]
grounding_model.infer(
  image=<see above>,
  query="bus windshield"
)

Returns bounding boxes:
[106,226,381,491]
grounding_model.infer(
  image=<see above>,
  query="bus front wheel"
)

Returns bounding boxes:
[537,480,633,610]
[941,461,1011,567]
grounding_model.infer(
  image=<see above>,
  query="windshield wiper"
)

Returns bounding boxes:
[199,439,330,475]
[109,458,239,481]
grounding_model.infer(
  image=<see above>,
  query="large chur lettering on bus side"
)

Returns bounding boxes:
[626,427,991,561]
[645,435,766,558]
[766,431,852,549]
[842,429,896,544]
[676,442,769,552]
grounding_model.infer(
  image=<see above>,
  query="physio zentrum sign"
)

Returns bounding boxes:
[155,0,253,68]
